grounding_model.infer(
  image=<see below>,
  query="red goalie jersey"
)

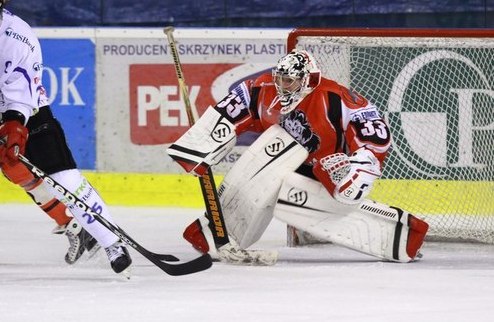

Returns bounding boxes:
[213,72,391,172]
[168,50,391,204]
[169,50,428,263]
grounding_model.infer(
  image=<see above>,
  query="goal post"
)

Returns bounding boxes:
[287,28,494,244]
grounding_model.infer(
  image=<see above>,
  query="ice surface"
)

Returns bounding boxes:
[1,204,494,322]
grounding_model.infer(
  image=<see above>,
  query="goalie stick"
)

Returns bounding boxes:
[164,26,277,266]
[0,138,212,276]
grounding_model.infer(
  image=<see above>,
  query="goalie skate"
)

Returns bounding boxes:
[183,218,278,266]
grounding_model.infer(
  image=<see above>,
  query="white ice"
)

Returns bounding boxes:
[1,204,494,322]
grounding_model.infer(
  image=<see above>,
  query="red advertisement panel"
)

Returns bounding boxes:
[129,64,239,144]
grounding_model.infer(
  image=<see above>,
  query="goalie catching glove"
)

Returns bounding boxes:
[313,147,382,205]
[166,106,236,176]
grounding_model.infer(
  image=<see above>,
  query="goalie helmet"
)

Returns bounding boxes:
[272,49,321,114]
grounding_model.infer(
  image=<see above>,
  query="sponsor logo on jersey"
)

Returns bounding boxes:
[5,27,35,52]
[350,107,380,122]
[32,62,42,71]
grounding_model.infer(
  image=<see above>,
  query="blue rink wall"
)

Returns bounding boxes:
[7,0,494,28]
[40,38,96,170]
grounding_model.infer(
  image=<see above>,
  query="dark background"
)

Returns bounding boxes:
[6,0,494,28]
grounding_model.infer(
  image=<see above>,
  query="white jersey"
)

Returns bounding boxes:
[0,9,48,124]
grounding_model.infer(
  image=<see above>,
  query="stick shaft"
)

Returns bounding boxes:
[164,27,230,247]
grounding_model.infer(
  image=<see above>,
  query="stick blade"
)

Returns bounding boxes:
[155,253,213,276]
[153,254,180,262]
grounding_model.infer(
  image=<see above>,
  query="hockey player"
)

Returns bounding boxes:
[167,49,429,264]
[0,1,131,274]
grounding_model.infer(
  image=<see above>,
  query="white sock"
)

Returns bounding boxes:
[48,169,119,248]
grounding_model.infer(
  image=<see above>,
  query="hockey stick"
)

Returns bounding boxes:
[163,26,229,247]
[163,27,278,266]
[0,139,212,275]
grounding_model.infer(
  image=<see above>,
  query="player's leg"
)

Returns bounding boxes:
[1,160,98,264]
[25,106,131,274]
[275,171,428,262]
[184,124,308,252]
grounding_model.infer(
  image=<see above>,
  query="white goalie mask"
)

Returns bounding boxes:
[272,49,321,114]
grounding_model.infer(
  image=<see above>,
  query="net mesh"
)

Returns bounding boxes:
[291,31,494,243]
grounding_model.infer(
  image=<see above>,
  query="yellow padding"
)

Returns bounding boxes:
[0,172,223,208]
[370,179,494,216]
[1,174,492,215]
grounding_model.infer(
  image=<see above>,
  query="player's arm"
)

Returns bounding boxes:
[0,46,41,165]
[166,80,257,176]
[342,88,391,162]
[313,88,391,205]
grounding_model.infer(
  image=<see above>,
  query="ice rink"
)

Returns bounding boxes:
[1,203,494,322]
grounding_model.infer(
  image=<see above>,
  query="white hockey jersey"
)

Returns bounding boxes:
[0,9,48,124]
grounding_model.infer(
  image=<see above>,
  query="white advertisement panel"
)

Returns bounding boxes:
[96,28,289,173]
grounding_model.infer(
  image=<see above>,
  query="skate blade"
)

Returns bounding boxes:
[119,266,132,280]
[86,244,102,259]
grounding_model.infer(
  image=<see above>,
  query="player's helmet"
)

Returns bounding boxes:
[272,49,321,114]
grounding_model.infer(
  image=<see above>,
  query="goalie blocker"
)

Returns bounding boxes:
[170,120,428,263]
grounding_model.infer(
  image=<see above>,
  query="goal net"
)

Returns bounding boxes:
[287,28,494,244]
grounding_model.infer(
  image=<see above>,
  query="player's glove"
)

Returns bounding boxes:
[0,112,28,166]
[313,147,382,205]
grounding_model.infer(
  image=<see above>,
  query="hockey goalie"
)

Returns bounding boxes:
[167,49,429,265]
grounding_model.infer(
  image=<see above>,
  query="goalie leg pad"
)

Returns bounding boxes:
[220,124,308,249]
[275,172,428,262]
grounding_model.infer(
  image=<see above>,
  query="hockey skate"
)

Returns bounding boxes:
[60,218,101,264]
[105,240,132,278]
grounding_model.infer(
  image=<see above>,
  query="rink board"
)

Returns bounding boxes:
[1,175,492,215]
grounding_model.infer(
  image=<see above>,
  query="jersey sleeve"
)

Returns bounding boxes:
[212,79,258,134]
[340,87,391,163]
[0,19,46,124]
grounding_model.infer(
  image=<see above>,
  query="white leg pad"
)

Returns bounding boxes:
[221,124,308,249]
[275,172,423,262]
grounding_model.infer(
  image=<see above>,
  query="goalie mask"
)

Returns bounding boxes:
[272,49,321,114]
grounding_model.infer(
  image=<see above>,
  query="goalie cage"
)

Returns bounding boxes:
[286,28,494,246]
